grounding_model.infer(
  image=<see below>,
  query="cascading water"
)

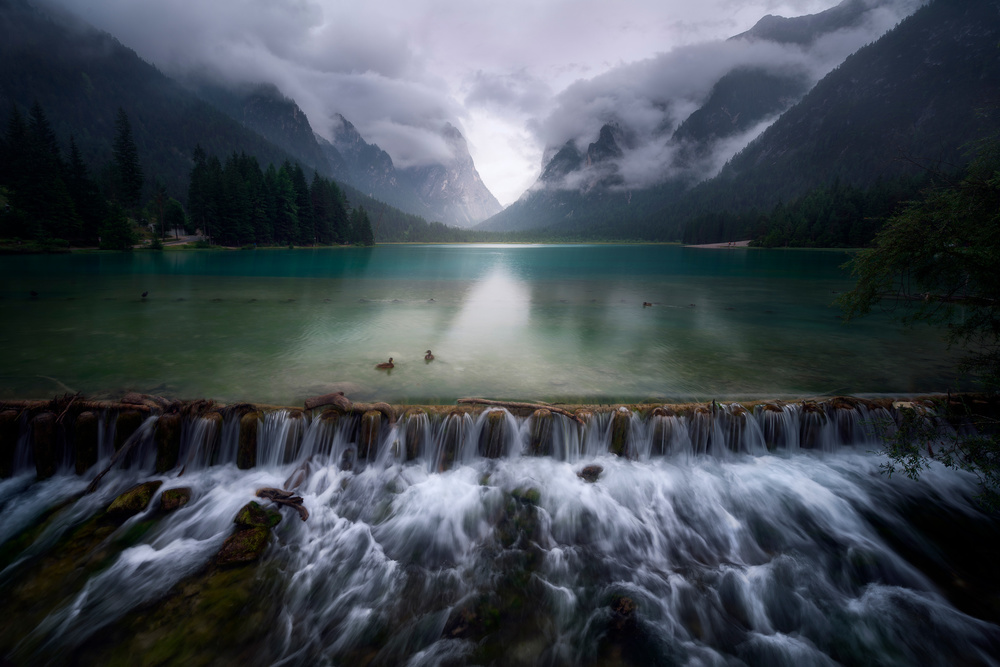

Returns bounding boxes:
[0,401,998,666]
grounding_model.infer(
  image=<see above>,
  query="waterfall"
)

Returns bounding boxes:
[1,399,998,665]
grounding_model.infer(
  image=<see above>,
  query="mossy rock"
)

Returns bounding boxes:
[107,480,164,520]
[155,413,183,473]
[74,411,99,475]
[31,412,58,479]
[0,409,20,478]
[216,526,271,566]
[511,487,541,506]
[114,410,145,452]
[234,501,281,529]
[160,487,192,512]
[237,411,261,470]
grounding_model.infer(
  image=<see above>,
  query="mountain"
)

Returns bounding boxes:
[479,0,923,234]
[397,123,503,227]
[0,0,301,202]
[676,0,1000,233]
[321,115,501,227]
[731,0,887,44]
[188,82,330,175]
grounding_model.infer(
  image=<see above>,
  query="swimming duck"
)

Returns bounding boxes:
[424,350,434,361]
[375,357,394,369]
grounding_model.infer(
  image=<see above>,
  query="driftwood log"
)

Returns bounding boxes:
[304,392,397,424]
[256,487,309,521]
[458,398,585,425]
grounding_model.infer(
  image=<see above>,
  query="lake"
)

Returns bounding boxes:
[0,244,962,404]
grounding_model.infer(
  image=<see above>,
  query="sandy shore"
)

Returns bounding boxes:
[685,240,752,248]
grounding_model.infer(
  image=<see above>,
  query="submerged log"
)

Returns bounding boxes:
[256,487,309,521]
[458,398,584,425]
[304,391,397,424]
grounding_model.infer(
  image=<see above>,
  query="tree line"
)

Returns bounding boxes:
[186,147,373,247]
[680,175,932,247]
[0,102,143,250]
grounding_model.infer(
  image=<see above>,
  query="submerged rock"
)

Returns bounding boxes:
[234,501,282,529]
[107,481,164,520]
[216,527,271,566]
[217,501,282,566]
[577,465,603,483]
[160,487,192,512]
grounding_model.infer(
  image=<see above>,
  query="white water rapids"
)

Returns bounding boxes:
[1,407,999,666]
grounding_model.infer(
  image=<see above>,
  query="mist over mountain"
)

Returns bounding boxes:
[480,0,925,232]
[320,115,501,227]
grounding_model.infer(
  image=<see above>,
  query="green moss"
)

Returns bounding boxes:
[216,527,270,566]
[234,501,281,529]
[107,481,164,520]
[160,487,192,512]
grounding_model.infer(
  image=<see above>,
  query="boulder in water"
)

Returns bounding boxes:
[160,487,192,512]
[234,501,282,529]
[578,465,603,483]
[107,480,164,520]
[216,526,271,566]
[217,501,282,566]
[359,410,382,461]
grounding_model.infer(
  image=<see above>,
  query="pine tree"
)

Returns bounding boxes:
[113,107,143,210]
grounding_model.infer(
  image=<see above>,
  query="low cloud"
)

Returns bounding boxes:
[532,0,924,192]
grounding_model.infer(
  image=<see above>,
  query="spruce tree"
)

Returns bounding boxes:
[113,107,143,209]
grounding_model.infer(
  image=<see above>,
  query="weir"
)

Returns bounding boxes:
[1,395,999,666]
[0,396,935,479]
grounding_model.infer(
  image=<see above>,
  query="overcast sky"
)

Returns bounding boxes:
[44,0,913,204]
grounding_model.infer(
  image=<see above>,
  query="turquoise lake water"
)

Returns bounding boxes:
[0,244,963,404]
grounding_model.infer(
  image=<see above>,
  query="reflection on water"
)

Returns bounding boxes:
[0,245,964,403]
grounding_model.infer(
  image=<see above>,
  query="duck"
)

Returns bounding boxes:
[375,357,394,370]
[424,350,434,362]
